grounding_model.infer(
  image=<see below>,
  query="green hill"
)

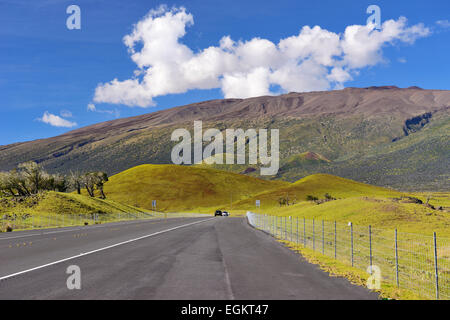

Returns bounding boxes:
[231,173,402,210]
[0,191,145,216]
[103,164,289,211]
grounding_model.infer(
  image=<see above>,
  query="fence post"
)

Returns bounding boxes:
[303,217,306,247]
[290,216,293,242]
[322,220,325,255]
[277,217,283,239]
[433,232,439,300]
[276,216,278,238]
[296,217,299,244]
[334,221,337,259]
[395,229,399,287]
[350,222,354,267]
[313,219,315,251]
[284,216,287,240]
[369,225,373,270]
[272,215,274,235]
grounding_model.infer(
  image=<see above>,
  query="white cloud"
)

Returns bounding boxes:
[60,109,73,118]
[87,103,120,118]
[93,6,430,107]
[398,57,407,64]
[39,111,77,128]
[436,20,450,28]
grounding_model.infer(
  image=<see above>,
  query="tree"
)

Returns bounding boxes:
[83,172,108,198]
[5,169,31,196]
[95,172,108,199]
[69,171,82,194]
[49,173,68,192]
[83,173,97,197]
[18,161,44,194]
[0,172,16,197]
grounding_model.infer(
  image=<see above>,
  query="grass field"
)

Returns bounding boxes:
[0,191,152,231]
[229,173,403,210]
[103,164,288,212]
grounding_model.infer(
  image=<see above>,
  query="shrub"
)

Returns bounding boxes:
[306,195,319,201]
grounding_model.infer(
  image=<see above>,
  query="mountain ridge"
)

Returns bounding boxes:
[0,86,448,191]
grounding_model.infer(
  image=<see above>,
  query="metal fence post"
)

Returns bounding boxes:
[303,217,306,247]
[313,219,315,251]
[276,216,278,238]
[369,225,373,270]
[290,216,293,242]
[322,220,325,255]
[433,232,439,300]
[284,216,287,240]
[277,217,283,239]
[350,222,354,267]
[296,217,299,244]
[395,229,399,287]
[334,221,337,259]
[272,215,274,235]
[273,215,275,236]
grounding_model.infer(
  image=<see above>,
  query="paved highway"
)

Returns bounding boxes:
[0,217,378,300]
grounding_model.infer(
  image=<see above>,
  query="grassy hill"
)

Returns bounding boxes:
[0,191,145,216]
[103,164,289,212]
[0,191,148,231]
[230,173,402,210]
[265,196,450,235]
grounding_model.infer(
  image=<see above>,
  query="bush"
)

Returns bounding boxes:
[306,195,319,201]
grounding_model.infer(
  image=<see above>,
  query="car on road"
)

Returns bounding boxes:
[215,210,222,216]
[222,211,229,216]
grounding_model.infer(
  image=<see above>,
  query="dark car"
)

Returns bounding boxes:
[214,210,222,216]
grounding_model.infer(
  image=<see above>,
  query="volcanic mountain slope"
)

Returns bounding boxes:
[0,86,449,191]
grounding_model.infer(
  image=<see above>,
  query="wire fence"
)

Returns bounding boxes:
[0,211,207,232]
[247,212,450,300]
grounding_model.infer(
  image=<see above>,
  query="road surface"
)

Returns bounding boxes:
[0,217,378,300]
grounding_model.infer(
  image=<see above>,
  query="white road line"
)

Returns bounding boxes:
[0,218,215,281]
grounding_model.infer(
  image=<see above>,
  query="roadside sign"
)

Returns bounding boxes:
[256,200,260,208]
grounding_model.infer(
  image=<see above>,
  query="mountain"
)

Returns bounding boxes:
[0,86,449,191]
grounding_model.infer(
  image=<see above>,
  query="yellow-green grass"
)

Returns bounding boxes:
[231,173,403,211]
[281,240,423,300]
[253,214,449,300]
[0,191,145,216]
[0,191,147,231]
[263,196,450,237]
[409,192,450,208]
[103,164,289,212]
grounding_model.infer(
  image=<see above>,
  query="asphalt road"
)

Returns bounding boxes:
[0,217,379,300]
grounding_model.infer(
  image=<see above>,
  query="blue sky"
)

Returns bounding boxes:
[0,0,449,145]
